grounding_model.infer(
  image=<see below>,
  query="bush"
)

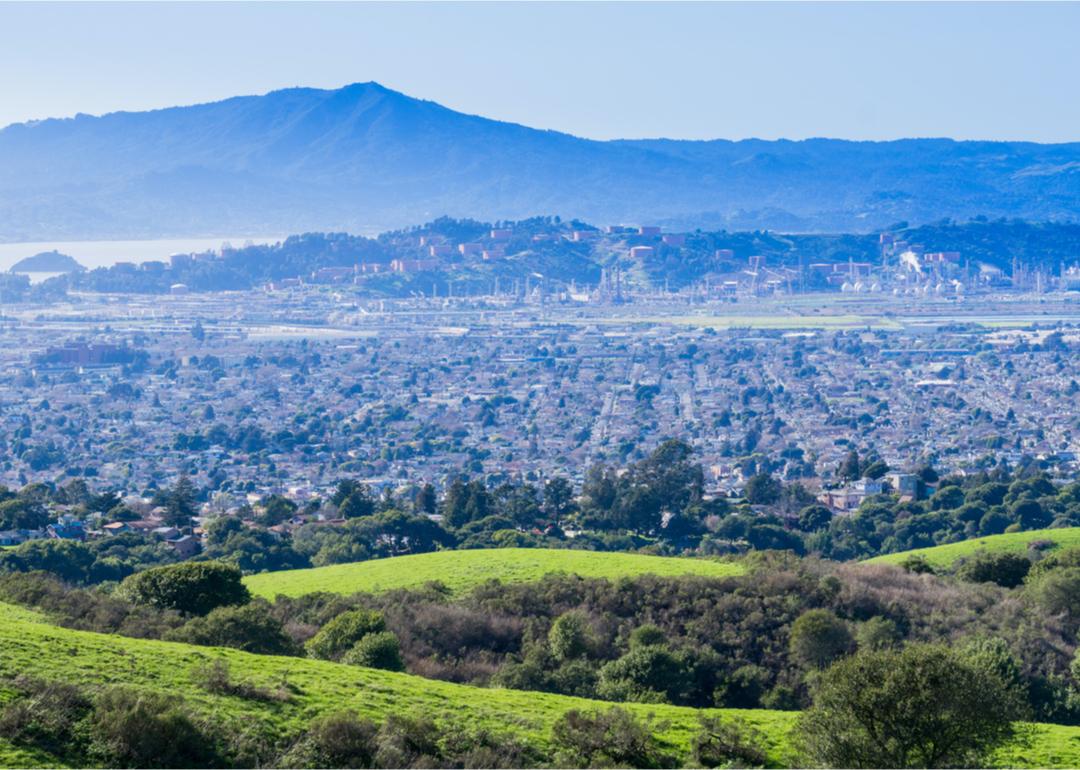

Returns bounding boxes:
[956,551,1031,588]
[0,676,93,760]
[278,711,378,769]
[796,644,1025,768]
[306,609,386,661]
[167,600,300,655]
[855,616,901,651]
[190,660,292,703]
[372,714,442,768]
[1027,567,1080,617]
[549,610,593,661]
[898,554,935,574]
[341,631,405,671]
[551,707,672,768]
[87,688,220,768]
[788,609,853,669]
[597,644,691,704]
[117,561,249,616]
[691,715,768,768]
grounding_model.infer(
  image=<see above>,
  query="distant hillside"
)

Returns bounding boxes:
[864,527,1080,570]
[9,250,84,273]
[51,217,1080,296]
[244,548,743,598]
[1,82,1078,240]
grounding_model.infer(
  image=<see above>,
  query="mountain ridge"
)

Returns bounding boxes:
[1,81,1078,240]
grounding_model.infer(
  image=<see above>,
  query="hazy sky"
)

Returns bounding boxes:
[2,1,1079,142]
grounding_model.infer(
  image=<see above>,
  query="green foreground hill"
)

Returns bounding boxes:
[864,527,1080,570]
[3,601,1080,768]
[244,547,744,598]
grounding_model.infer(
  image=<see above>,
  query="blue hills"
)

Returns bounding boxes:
[0,81,1077,239]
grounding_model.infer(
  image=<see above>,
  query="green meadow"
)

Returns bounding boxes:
[864,527,1080,570]
[245,547,743,598]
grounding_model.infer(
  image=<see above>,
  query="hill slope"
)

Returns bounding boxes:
[3,602,1080,768]
[244,548,744,598]
[2,82,1079,239]
[0,602,792,767]
[863,527,1080,570]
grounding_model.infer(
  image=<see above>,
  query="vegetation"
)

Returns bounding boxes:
[866,526,1080,571]
[245,548,742,598]
[796,645,1026,768]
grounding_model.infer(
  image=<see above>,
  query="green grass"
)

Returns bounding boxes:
[244,547,744,599]
[0,602,794,767]
[2,602,1080,768]
[864,527,1080,570]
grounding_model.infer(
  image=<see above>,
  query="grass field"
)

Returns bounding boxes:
[3,601,1080,768]
[244,547,745,599]
[864,527,1080,570]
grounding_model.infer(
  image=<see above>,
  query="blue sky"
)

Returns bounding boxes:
[2,1,1078,142]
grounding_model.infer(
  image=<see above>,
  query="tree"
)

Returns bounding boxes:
[166,601,299,655]
[162,475,198,528]
[0,498,48,530]
[1012,498,1050,530]
[543,476,577,521]
[840,449,861,481]
[118,561,250,616]
[797,504,833,533]
[744,473,782,505]
[306,609,386,661]
[257,494,297,527]
[549,611,592,661]
[414,483,437,516]
[796,645,1025,768]
[789,609,853,669]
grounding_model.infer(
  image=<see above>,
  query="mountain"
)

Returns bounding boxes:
[1,82,1078,240]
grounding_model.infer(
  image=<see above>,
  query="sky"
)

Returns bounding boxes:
[1,1,1079,142]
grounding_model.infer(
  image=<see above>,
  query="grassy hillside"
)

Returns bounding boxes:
[3,602,1080,768]
[864,527,1080,570]
[244,547,744,599]
[0,601,792,767]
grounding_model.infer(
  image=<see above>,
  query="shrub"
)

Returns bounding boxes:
[372,714,442,768]
[691,715,768,768]
[855,616,901,651]
[597,644,691,704]
[628,624,667,650]
[167,600,300,655]
[551,707,672,768]
[898,554,935,574]
[549,610,593,661]
[0,676,93,760]
[278,711,378,769]
[1027,567,1080,617]
[117,561,249,616]
[796,644,1025,768]
[788,609,853,669]
[340,631,405,671]
[956,552,1031,588]
[306,609,386,661]
[190,660,291,703]
[86,688,220,768]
